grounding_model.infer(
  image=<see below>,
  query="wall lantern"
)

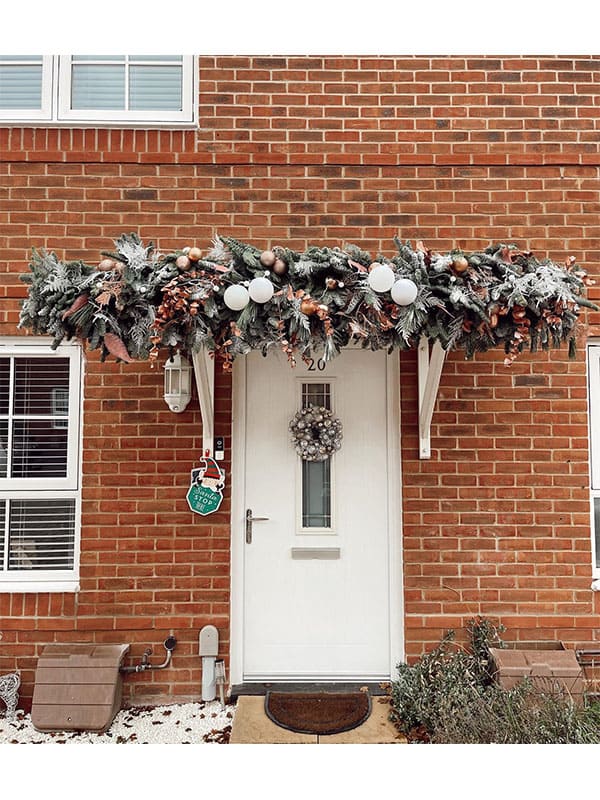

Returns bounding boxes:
[164,352,192,413]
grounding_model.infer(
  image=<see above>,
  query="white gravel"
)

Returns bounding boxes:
[0,700,236,744]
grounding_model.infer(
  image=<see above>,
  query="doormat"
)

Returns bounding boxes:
[264,691,371,735]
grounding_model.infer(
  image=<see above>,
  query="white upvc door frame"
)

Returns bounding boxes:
[228,349,404,687]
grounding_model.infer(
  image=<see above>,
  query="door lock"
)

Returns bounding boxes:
[245,508,269,544]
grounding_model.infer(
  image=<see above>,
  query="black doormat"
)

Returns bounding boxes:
[264,691,371,735]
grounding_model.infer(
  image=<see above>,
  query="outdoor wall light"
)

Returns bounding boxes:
[164,352,192,413]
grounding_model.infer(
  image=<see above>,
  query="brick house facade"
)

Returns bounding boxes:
[1,55,599,707]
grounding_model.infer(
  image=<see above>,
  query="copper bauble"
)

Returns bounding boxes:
[260,250,276,267]
[301,298,318,315]
[188,247,202,261]
[325,277,338,290]
[451,256,469,274]
[176,255,191,269]
[273,258,288,276]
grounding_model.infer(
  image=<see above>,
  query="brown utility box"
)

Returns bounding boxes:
[489,642,584,704]
[31,643,130,733]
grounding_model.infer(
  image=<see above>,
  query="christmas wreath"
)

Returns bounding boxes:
[18,233,597,370]
[289,404,343,461]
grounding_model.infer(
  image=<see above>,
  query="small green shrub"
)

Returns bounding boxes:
[390,617,600,744]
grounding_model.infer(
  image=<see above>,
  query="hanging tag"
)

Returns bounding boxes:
[187,456,225,516]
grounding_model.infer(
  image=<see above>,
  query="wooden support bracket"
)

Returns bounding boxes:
[191,349,215,456]
[418,337,446,459]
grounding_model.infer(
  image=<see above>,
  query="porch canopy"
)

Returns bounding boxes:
[19,234,595,458]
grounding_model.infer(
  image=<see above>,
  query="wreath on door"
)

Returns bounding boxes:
[289,404,343,461]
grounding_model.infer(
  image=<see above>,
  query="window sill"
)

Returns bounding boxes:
[0,580,80,593]
[0,120,199,130]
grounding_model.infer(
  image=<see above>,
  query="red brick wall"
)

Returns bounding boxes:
[1,56,599,703]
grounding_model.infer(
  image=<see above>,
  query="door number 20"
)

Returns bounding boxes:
[306,358,326,372]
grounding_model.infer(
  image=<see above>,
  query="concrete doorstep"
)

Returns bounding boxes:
[229,695,407,744]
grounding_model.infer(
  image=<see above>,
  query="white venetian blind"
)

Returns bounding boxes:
[7,499,76,571]
[0,501,5,570]
[70,55,183,111]
[0,55,43,109]
[10,357,70,479]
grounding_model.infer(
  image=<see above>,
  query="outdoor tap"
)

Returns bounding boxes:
[119,636,178,675]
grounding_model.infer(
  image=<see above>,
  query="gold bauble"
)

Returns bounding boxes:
[188,247,202,261]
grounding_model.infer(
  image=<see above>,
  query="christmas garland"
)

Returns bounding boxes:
[18,233,597,370]
[289,405,343,461]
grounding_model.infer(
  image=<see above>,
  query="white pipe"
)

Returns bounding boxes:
[202,655,216,701]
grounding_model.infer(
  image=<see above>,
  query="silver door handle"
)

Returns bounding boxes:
[246,508,269,544]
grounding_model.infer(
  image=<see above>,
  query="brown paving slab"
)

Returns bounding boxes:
[318,697,406,744]
[229,696,317,744]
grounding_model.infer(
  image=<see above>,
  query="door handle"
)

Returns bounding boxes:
[246,508,269,544]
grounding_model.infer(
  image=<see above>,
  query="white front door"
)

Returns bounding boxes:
[235,347,402,681]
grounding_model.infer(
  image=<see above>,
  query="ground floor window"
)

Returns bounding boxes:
[588,342,600,575]
[0,340,82,592]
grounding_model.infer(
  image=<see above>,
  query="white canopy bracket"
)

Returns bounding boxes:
[418,337,446,459]
[191,349,215,456]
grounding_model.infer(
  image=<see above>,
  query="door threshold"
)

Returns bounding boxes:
[230,681,390,701]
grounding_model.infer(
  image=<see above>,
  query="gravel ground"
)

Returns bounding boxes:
[0,700,236,744]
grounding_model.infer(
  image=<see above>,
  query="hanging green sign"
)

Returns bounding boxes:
[187,457,225,516]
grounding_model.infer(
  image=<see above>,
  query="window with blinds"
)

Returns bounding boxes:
[0,55,196,125]
[588,344,600,575]
[0,342,82,590]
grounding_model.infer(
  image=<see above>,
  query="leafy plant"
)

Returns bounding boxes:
[390,617,600,744]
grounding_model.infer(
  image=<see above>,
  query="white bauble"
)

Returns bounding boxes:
[248,276,274,303]
[224,284,250,310]
[367,264,395,293]
[391,278,418,306]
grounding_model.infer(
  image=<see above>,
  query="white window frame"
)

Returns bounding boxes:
[0,55,53,121]
[0,338,83,592]
[295,376,337,535]
[587,341,600,577]
[0,55,197,128]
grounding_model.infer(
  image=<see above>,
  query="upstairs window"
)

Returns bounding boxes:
[0,341,82,592]
[0,54,196,126]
